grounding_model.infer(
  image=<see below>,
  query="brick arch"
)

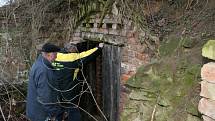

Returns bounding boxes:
[70,14,151,121]
[71,14,150,82]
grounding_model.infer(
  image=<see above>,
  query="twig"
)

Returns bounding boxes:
[80,62,108,121]
[150,92,160,121]
[0,79,12,121]
[0,105,6,121]
[145,0,155,25]
[189,0,208,29]
[150,104,157,121]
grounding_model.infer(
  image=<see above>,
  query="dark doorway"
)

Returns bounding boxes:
[75,41,121,121]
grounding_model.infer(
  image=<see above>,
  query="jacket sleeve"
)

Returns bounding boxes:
[55,47,99,62]
[35,71,62,117]
[76,47,101,64]
[54,47,101,68]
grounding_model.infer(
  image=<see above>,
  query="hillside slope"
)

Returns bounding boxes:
[120,0,215,121]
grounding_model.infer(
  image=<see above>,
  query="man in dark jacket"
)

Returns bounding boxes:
[26,43,63,121]
[27,42,104,121]
[51,42,104,121]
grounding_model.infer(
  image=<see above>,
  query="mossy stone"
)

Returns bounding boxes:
[202,40,215,60]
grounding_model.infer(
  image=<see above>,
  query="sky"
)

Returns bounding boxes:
[0,0,9,7]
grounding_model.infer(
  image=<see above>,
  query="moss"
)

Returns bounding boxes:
[122,38,202,121]
[202,40,215,60]
[159,39,180,57]
[181,37,195,48]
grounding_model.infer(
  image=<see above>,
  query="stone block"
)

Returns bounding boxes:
[123,21,132,30]
[122,56,128,63]
[202,115,215,121]
[93,23,98,28]
[121,63,137,74]
[98,28,108,34]
[75,27,81,32]
[124,25,132,30]
[130,44,146,52]
[122,47,128,52]
[85,32,91,38]
[108,29,120,35]
[135,52,147,61]
[127,50,135,58]
[200,81,215,100]
[122,48,129,56]
[102,23,107,29]
[127,58,134,64]
[121,74,131,82]
[112,23,117,29]
[94,33,104,40]
[199,98,215,119]
[102,18,110,23]
[73,32,80,37]
[81,32,85,37]
[127,31,135,38]
[95,19,101,23]
[201,62,215,83]
[104,14,111,19]
[72,36,81,41]
[127,37,137,45]
[121,30,127,37]
[89,19,96,23]
[80,27,89,32]
[90,28,98,33]
[202,40,215,60]
[103,18,120,24]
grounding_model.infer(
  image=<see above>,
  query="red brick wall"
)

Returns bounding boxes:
[71,14,150,83]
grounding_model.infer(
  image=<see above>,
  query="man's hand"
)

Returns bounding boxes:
[45,116,57,121]
[99,43,104,48]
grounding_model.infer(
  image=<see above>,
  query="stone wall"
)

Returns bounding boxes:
[199,40,215,121]
[70,14,150,83]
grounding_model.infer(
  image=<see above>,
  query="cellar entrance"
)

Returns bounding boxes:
[75,41,121,121]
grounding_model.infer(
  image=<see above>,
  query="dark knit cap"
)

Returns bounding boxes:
[41,43,60,52]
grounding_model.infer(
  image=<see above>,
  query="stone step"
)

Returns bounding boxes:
[203,115,215,121]
[200,81,215,100]
[201,62,215,83]
[199,98,215,120]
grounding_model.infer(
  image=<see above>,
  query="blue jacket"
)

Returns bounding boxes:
[53,47,101,105]
[26,55,62,121]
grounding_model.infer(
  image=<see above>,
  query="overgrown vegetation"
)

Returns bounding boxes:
[122,37,202,121]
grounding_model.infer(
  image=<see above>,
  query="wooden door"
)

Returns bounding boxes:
[102,44,121,121]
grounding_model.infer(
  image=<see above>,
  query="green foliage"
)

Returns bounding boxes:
[159,39,180,57]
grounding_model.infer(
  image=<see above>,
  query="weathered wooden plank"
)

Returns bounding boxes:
[102,44,121,121]
[109,45,114,121]
[78,42,121,121]
[115,46,121,121]
[111,46,121,121]
[102,44,110,120]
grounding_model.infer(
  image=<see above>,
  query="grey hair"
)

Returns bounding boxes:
[64,43,78,52]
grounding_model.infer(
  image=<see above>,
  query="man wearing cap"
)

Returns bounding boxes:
[26,42,104,121]
[26,43,63,121]
[52,42,104,121]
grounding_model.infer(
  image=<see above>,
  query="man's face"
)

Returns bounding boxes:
[47,52,57,62]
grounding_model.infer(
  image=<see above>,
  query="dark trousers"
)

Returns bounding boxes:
[56,107,81,121]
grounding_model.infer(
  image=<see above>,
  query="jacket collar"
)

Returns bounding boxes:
[39,54,54,69]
